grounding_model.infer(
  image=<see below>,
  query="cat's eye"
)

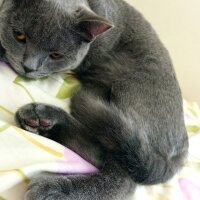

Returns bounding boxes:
[50,53,63,60]
[15,32,26,43]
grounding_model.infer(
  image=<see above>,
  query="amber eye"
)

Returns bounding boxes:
[15,32,26,43]
[50,53,63,60]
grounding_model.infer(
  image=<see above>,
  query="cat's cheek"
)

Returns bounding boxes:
[11,66,25,76]
[6,54,25,75]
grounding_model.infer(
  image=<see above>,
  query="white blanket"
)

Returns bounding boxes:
[0,62,97,200]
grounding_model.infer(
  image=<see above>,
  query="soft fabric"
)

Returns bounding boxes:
[0,62,199,200]
[0,62,97,200]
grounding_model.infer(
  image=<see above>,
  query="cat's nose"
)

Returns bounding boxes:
[23,57,38,73]
[23,65,35,73]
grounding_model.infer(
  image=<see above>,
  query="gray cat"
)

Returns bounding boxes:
[0,0,188,199]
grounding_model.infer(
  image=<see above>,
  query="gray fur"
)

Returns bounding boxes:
[0,0,188,199]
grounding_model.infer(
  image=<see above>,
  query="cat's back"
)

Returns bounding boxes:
[86,0,174,76]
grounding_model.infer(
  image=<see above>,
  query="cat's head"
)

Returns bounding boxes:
[0,0,112,78]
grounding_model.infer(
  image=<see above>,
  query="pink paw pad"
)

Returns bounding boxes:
[39,119,51,127]
[24,119,39,128]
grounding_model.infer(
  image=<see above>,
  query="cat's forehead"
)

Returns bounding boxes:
[9,0,83,51]
[41,0,90,17]
[12,0,90,25]
[14,0,86,15]
[13,0,73,28]
[24,17,79,51]
[45,0,88,12]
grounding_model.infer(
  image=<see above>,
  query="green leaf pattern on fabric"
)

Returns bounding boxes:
[0,124,10,132]
[0,106,14,116]
[56,74,80,99]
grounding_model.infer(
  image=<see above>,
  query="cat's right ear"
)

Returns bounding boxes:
[75,7,113,42]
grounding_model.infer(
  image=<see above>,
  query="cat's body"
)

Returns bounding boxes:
[0,0,188,199]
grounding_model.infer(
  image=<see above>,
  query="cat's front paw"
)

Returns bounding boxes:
[15,103,67,136]
[25,174,70,200]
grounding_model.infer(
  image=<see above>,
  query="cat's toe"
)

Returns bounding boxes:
[24,119,39,128]
[39,119,52,127]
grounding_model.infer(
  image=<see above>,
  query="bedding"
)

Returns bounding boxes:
[0,61,199,200]
[0,62,97,200]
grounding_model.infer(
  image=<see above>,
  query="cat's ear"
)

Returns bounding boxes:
[75,7,113,42]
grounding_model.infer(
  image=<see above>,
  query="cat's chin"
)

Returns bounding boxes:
[25,74,49,79]
[8,65,47,79]
[19,72,50,79]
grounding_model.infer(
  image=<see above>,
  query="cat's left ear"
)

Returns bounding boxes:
[75,7,113,42]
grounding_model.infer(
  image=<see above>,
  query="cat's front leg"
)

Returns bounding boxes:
[24,162,134,200]
[15,103,103,165]
[24,173,71,200]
